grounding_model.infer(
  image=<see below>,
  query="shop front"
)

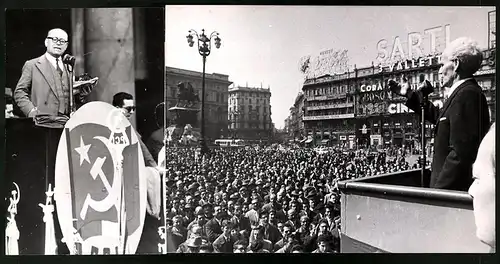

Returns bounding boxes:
[370,134,382,147]
[348,135,356,149]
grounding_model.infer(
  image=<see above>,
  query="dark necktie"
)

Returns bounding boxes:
[56,58,63,77]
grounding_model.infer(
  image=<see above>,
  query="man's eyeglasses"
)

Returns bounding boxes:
[47,37,68,45]
[124,106,136,113]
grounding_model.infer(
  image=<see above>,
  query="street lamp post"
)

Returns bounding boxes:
[186,29,222,155]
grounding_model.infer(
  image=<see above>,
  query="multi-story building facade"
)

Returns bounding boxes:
[165,66,232,140]
[228,86,273,141]
[288,106,297,138]
[284,116,292,138]
[287,92,306,140]
[302,70,357,148]
[301,48,495,150]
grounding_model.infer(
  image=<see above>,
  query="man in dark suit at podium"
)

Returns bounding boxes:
[14,28,71,117]
[388,37,490,191]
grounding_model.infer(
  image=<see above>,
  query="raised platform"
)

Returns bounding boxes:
[337,169,489,253]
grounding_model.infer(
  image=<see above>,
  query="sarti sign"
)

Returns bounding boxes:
[376,24,451,63]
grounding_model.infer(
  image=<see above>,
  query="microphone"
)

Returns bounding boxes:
[62,54,76,67]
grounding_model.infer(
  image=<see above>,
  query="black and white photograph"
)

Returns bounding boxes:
[162,5,496,254]
[4,8,165,255]
[3,5,496,256]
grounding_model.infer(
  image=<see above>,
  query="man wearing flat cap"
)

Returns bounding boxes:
[305,188,324,224]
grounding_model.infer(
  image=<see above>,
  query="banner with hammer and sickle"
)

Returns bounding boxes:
[54,102,147,254]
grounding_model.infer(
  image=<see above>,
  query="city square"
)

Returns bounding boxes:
[3,6,496,255]
[160,6,496,253]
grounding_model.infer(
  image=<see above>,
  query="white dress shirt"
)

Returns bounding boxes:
[45,52,65,71]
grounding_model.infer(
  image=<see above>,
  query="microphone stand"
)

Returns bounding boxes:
[419,92,428,188]
[65,63,75,116]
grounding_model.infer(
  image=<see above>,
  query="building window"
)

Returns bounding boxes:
[171,87,177,98]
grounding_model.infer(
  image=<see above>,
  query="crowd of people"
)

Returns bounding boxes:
[160,146,415,253]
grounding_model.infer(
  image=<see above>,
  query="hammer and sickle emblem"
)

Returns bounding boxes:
[79,108,131,220]
[80,156,122,220]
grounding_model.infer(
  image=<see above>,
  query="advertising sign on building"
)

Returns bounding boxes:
[299,48,350,79]
[387,100,443,114]
[357,79,392,116]
[376,24,451,64]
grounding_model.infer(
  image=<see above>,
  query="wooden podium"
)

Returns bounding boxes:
[4,118,66,255]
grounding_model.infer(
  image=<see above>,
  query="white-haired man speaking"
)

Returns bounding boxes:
[388,37,490,191]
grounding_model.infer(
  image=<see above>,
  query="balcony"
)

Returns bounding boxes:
[307,102,354,110]
[303,113,355,121]
[306,93,347,101]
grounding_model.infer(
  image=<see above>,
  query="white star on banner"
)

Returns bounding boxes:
[74,136,91,166]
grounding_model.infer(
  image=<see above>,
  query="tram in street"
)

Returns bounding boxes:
[214,139,246,147]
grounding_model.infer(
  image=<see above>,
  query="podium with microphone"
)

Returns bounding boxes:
[387,75,434,187]
[62,54,98,115]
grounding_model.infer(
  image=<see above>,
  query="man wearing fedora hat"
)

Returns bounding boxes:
[177,224,204,253]
[198,239,213,253]
[184,236,203,253]
[305,188,324,224]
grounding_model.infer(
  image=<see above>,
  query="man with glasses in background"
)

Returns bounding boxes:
[112,92,161,254]
[14,28,91,117]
